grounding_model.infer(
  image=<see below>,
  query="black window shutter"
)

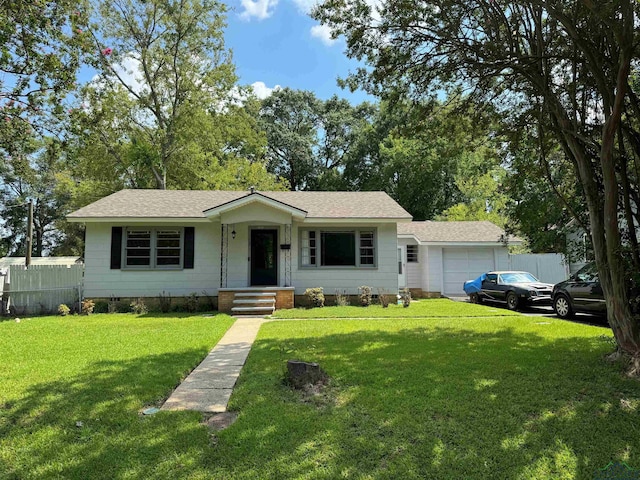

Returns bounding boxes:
[110,227,123,269]
[184,227,195,269]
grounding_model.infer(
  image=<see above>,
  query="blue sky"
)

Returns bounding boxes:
[224,0,372,104]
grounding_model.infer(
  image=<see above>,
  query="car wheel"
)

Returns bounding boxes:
[506,291,519,311]
[469,293,479,304]
[553,294,574,319]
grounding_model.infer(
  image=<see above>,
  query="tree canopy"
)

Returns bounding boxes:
[315,0,640,362]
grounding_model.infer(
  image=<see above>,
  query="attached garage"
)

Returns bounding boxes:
[442,247,496,295]
[397,221,518,298]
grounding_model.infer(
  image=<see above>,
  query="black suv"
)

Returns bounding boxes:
[552,263,606,318]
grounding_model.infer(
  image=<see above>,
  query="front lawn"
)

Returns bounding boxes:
[272,298,522,318]
[0,313,234,479]
[217,317,638,479]
[2,311,639,479]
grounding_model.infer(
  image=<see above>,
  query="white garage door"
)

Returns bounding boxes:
[443,248,495,295]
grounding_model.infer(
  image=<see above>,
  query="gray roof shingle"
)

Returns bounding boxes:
[398,221,521,243]
[67,189,413,220]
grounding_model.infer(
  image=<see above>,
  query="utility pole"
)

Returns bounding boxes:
[26,199,33,268]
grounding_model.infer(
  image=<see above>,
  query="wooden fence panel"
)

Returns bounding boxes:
[5,265,83,315]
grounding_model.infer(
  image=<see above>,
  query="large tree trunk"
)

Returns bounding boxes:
[597,22,640,358]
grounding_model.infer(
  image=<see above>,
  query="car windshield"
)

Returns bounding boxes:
[499,272,538,283]
[575,263,598,282]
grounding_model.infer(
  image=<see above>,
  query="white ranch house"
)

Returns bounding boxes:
[68,189,412,314]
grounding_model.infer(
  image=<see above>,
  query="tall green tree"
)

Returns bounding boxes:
[0,0,89,155]
[259,88,322,191]
[78,0,273,190]
[315,0,640,365]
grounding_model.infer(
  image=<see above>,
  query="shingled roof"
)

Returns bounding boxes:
[398,221,522,244]
[67,189,413,220]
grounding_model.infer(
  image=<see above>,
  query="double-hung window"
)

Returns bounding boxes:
[300,228,376,268]
[124,228,183,269]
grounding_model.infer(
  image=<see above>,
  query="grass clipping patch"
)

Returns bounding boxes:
[284,360,335,408]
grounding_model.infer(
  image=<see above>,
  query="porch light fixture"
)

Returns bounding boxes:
[231,228,236,239]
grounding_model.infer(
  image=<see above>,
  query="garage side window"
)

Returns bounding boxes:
[407,245,418,263]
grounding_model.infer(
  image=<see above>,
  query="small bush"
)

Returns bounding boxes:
[334,290,350,307]
[94,301,109,314]
[158,291,172,313]
[400,288,411,308]
[377,289,390,308]
[130,298,148,315]
[200,290,215,311]
[359,286,372,307]
[108,296,119,314]
[81,299,95,315]
[171,302,187,313]
[186,292,199,313]
[305,288,325,308]
[57,304,70,316]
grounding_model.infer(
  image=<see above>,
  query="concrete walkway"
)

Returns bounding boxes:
[161,317,265,413]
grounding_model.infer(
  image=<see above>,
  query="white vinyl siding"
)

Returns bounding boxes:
[84,223,217,297]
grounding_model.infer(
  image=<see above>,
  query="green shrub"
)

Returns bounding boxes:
[130,298,148,315]
[305,288,325,308]
[359,286,372,307]
[93,301,109,314]
[158,291,172,313]
[400,288,411,308]
[57,304,70,316]
[377,289,390,308]
[186,292,199,313]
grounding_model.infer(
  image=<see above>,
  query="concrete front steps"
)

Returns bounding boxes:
[219,287,295,315]
[231,291,276,315]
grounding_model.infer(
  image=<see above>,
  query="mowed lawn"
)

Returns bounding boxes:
[0,313,234,480]
[272,298,522,318]
[2,308,640,479]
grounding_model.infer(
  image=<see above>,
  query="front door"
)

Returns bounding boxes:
[250,229,278,286]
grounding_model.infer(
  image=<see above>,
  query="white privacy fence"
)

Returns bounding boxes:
[1,265,84,315]
[508,253,570,284]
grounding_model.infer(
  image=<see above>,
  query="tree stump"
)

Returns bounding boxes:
[286,360,327,389]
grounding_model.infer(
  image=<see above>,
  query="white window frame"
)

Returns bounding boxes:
[299,227,377,269]
[407,245,419,263]
[123,227,184,270]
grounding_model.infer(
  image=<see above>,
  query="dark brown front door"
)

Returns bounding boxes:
[250,229,277,286]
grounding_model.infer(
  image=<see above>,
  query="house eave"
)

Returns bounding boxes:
[416,240,523,246]
[302,217,412,224]
[66,216,211,224]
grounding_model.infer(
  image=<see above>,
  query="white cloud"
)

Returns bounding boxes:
[240,0,278,20]
[310,24,336,46]
[291,0,317,14]
[251,81,281,99]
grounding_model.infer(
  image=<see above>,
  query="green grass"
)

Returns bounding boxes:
[215,318,639,479]
[2,311,639,479]
[0,312,234,480]
[272,298,522,318]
